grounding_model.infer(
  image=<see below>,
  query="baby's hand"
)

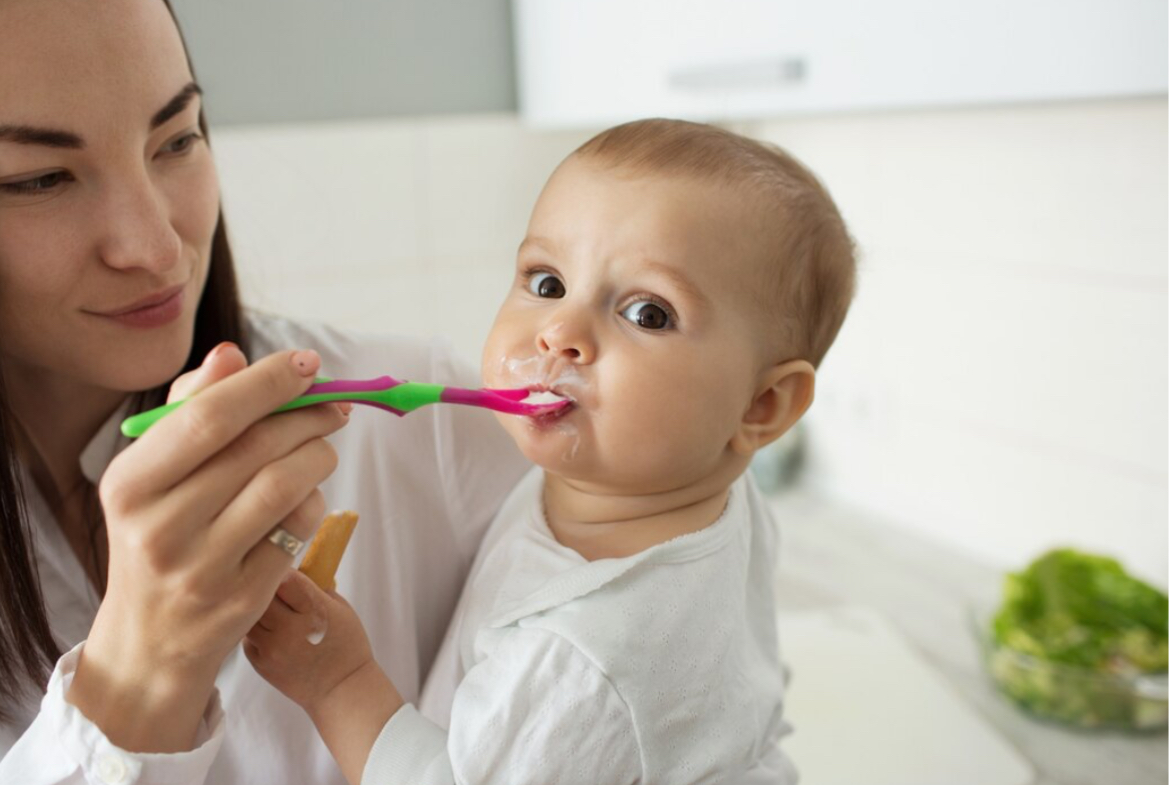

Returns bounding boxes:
[244,569,375,715]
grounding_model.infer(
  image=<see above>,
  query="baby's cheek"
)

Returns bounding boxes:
[609,397,694,457]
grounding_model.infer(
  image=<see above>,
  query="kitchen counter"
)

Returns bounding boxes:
[768,488,1168,785]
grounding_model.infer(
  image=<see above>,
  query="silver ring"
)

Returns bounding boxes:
[267,527,305,557]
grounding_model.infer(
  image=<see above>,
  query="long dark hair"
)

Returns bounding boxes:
[0,0,246,721]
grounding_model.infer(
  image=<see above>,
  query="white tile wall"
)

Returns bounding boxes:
[211,99,1167,585]
[213,116,592,362]
[744,99,1167,584]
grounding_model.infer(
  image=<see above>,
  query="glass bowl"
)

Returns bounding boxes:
[969,602,1168,731]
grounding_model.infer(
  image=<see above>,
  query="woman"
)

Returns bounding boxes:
[0,0,527,781]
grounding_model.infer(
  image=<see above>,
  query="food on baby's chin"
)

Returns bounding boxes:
[298,510,359,592]
[987,547,1168,729]
[522,390,569,406]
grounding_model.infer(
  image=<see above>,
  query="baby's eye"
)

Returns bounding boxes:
[621,301,673,331]
[526,271,566,299]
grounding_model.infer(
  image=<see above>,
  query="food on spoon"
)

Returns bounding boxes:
[521,390,569,406]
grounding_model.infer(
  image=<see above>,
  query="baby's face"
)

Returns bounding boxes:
[482,156,770,493]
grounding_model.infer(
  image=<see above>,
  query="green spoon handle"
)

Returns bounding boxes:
[119,377,446,438]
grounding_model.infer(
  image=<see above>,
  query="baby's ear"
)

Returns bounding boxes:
[730,360,815,456]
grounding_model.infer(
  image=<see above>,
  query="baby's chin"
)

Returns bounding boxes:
[505,411,588,472]
[513,433,659,491]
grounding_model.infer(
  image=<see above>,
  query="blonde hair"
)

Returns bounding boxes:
[573,118,856,367]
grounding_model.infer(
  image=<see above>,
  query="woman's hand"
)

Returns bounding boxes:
[68,343,351,753]
[246,570,403,785]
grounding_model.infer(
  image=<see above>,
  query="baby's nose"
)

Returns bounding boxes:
[535,321,592,363]
[537,334,581,359]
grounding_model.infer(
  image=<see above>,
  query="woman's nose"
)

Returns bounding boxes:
[96,173,182,274]
[535,314,595,364]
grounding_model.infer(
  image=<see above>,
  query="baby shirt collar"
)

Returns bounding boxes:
[485,477,745,631]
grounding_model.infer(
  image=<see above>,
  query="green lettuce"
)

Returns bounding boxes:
[989,548,1168,729]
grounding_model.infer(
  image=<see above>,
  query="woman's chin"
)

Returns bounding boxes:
[103,338,193,393]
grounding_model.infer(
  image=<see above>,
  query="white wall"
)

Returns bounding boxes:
[213,116,592,365]
[746,100,1167,586]
[212,98,1167,585]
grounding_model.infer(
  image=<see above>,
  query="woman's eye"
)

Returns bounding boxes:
[621,301,673,330]
[0,170,73,195]
[527,271,566,299]
[162,132,202,156]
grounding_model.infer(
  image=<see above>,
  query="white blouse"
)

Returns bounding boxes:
[0,312,531,785]
[366,469,798,785]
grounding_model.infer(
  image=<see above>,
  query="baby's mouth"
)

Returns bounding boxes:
[522,386,576,423]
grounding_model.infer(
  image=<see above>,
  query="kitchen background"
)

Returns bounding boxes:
[173,0,1167,586]
[171,2,1167,781]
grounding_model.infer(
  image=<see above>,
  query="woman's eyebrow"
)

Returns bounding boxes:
[150,82,202,130]
[0,82,203,150]
[0,125,82,148]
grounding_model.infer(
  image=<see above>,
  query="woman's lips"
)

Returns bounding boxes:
[94,285,186,328]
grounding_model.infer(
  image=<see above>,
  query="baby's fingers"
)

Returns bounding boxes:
[254,594,297,633]
[276,569,329,615]
[276,570,331,644]
[252,571,330,644]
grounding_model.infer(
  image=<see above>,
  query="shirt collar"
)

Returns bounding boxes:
[487,477,744,630]
[79,399,136,485]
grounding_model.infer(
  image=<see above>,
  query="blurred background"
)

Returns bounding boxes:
[171,2,1166,782]
[172,0,1167,586]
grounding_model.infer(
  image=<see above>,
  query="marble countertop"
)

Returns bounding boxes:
[767,488,1168,785]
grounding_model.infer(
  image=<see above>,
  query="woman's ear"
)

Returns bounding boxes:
[730,360,816,456]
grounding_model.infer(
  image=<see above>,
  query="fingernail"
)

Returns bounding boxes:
[336,402,354,416]
[209,341,237,361]
[291,349,320,376]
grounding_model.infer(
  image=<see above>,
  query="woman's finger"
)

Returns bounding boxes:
[239,491,333,599]
[207,437,334,566]
[161,403,346,534]
[113,349,325,496]
[166,342,247,404]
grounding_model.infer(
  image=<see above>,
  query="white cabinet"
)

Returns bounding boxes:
[513,0,1168,128]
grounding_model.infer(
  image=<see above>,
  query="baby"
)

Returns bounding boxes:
[245,118,856,784]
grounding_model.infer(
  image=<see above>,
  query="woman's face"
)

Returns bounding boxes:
[0,0,219,394]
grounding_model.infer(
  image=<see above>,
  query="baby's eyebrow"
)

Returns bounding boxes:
[517,236,558,256]
[640,259,710,308]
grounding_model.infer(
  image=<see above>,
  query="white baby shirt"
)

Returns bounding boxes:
[367,468,798,785]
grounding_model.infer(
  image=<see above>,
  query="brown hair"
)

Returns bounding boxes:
[573,118,856,367]
[0,0,246,720]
